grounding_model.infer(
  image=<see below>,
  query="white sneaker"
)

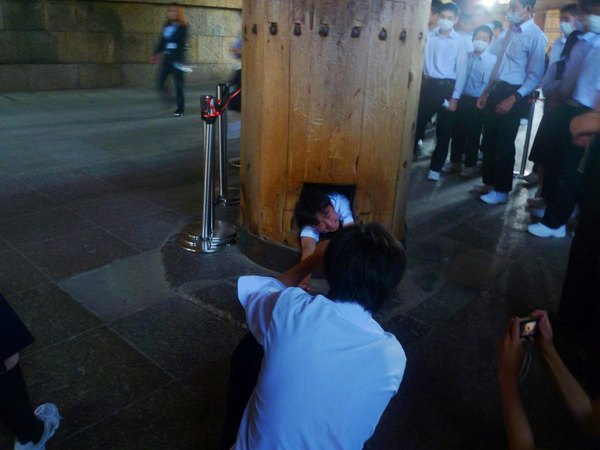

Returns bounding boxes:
[527,223,566,238]
[14,403,62,450]
[441,162,460,173]
[530,207,545,219]
[427,170,440,181]
[473,183,493,194]
[480,190,508,205]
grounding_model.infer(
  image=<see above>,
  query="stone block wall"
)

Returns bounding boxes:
[0,0,242,92]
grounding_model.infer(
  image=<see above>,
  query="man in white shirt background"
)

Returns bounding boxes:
[476,0,547,205]
[220,223,407,450]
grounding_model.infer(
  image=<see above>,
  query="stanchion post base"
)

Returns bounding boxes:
[177,220,237,253]
[216,187,241,206]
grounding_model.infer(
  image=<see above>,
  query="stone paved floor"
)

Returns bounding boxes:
[0,87,585,449]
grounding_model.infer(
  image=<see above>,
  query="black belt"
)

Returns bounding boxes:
[422,77,455,87]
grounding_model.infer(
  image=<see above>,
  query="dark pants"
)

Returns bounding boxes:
[414,78,455,166]
[158,60,185,113]
[450,95,484,168]
[220,332,263,450]
[540,104,588,228]
[480,82,528,193]
[558,139,600,341]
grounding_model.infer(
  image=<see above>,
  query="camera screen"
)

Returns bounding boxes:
[520,320,537,337]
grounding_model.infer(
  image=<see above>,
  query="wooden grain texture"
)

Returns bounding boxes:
[241,0,428,246]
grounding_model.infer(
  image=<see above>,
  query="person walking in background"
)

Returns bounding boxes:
[151,2,188,117]
[0,293,61,450]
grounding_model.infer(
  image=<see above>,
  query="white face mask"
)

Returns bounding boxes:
[473,39,489,52]
[588,14,600,34]
[560,21,575,36]
[438,18,454,32]
[506,11,523,24]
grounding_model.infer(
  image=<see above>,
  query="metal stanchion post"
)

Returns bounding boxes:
[515,90,540,177]
[177,95,236,253]
[216,83,240,206]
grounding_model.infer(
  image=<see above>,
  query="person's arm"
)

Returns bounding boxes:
[516,32,547,98]
[498,318,536,450]
[278,243,327,288]
[450,43,469,110]
[335,194,355,226]
[570,111,600,147]
[531,310,596,435]
[298,236,317,290]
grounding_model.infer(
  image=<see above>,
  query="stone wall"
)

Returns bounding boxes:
[0,0,242,92]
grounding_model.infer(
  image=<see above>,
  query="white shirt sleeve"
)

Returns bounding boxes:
[238,276,286,345]
[452,38,470,99]
[517,31,547,97]
[331,194,354,226]
[300,226,320,243]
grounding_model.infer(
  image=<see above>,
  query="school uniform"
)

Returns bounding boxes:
[417,28,468,170]
[541,39,600,229]
[548,36,566,66]
[480,19,547,194]
[450,48,497,168]
[299,193,354,243]
[0,294,34,368]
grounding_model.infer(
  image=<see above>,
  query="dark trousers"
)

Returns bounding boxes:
[220,332,263,450]
[540,104,588,228]
[414,78,455,167]
[480,83,528,193]
[558,140,600,343]
[158,61,185,113]
[450,95,484,168]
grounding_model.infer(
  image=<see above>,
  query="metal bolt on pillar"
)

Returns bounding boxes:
[177,95,236,253]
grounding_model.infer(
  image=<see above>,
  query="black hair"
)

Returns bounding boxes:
[519,0,537,8]
[439,1,461,17]
[473,25,493,40]
[431,0,443,14]
[492,19,503,31]
[294,189,332,228]
[578,0,600,14]
[560,2,579,16]
[324,223,406,313]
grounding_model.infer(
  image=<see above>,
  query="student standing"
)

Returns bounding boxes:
[475,0,547,204]
[447,26,497,178]
[416,2,468,181]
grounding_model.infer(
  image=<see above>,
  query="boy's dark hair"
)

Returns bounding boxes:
[578,0,600,14]
[324,223,406,313]
[492,19,503,31]
[560,2,579,16]
[439,1,460,18]
[473,25,493,40]
[294,189,332,228]
[431,0,443,14]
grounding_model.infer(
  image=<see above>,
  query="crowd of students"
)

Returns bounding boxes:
[419,0,600,240]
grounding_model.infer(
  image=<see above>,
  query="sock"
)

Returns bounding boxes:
[0,363,44,444]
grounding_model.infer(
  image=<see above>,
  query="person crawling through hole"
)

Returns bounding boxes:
[294,188,355,291]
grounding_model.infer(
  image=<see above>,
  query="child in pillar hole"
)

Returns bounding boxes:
[294,189,355,291]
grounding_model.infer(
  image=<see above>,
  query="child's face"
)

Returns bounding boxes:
[474,30,491,43]
[314,205,340,233]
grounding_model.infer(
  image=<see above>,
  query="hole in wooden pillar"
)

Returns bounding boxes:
[301,183,357,209]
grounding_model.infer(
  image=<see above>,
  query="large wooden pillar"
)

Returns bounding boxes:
[240,0,429,248]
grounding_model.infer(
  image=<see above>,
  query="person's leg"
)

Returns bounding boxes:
[429,84,455,173]
[480,110,499,187]
[157,61,170,93]
[558,206,600,332]
[492,103,522,194]
[0,356,44,446]
[173,67,185,114]
[414,83,439,155]
[463,96,483,168]
[221,332,264,450]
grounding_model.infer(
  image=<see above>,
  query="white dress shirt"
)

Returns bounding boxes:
[423,28,469,93]
[456,49,497,98]
[234,276,406,450]
[572,36,600,108]
[559,32,600,104]
[496,19,547,97]
[548,36,566,66]
[300,193,354,243]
